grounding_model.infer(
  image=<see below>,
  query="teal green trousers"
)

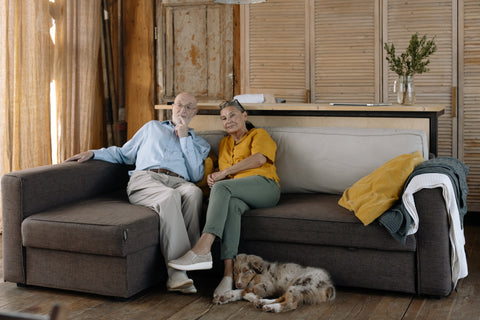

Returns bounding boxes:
[202,175,281,260]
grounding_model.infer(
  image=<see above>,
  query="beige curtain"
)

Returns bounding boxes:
[53,0,102,161]
[0,1,53,174]
[0,0,103,226]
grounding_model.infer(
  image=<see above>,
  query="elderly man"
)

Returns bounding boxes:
[67,92,211,294]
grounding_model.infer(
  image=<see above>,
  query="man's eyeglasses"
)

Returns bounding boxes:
[173,103,196,111]
[219,99,245,112]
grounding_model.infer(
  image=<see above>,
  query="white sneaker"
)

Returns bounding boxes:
[168,250,213,271]
[166,271,194,291]
[168,283,197,294]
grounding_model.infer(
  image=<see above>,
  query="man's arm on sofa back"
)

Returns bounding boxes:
[1,160,129,283]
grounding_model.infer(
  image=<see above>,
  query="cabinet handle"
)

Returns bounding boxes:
[305,90,310,103]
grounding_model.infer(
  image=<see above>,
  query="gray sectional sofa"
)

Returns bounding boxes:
[1,126,455,298]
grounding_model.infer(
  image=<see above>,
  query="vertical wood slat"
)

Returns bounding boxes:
[165,7,174,98]
[460,0,480,210]
[242,0,308,102]
[384,0,456,158]
[313,0,379,103]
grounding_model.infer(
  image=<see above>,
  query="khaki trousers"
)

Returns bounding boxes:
[126,171,202,266]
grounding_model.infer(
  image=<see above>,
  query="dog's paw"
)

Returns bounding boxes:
[213,289,243,305]
[263,303,281,313]
[242,292,259,303]
[255,298,276,309]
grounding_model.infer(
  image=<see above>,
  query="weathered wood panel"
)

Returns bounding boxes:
[158,1,233,102]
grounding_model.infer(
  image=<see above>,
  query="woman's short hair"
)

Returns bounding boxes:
[219,99,245,112]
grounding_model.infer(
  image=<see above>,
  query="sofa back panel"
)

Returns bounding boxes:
[197,130,226,156]
[263,127,428,194]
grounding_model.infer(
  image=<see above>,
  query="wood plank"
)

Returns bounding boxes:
[155,102,446,113]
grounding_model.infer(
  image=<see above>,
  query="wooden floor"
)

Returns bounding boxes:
[0,222,479,320]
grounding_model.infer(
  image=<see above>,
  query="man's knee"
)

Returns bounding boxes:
[154,189,182,213]
[182,184,203,202]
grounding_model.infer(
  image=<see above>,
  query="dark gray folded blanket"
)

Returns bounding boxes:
[378,157,469,244]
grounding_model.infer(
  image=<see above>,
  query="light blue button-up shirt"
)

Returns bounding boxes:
[93,120,211,182]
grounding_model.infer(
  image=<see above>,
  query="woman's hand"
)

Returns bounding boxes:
[207,170,228,188]
[65,151,94,163]
[207,153,267,188]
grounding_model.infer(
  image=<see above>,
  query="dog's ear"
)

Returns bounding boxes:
[249,255,264,273]
[325,285,336,301]
[234,253,246,265]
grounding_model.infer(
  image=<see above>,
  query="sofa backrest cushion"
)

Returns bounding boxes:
[198,127,428,195]
[196,130,226,156]
[265,127,428,194]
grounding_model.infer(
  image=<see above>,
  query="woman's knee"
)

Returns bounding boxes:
[210,180,233,198]
[228,197,249,214]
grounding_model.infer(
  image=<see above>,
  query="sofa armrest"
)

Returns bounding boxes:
[1,160,130,283]
[414,187,453,296]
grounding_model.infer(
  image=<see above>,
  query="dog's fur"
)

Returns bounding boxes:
[214,254,335,313]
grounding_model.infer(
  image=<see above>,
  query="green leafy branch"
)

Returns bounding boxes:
[384,33,437,77]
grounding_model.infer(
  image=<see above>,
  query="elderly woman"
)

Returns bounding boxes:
[168,99,281,300]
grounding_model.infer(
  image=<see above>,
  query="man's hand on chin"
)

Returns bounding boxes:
[174,117,188,138]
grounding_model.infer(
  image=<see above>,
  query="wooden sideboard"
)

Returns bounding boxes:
[155,103,445,156]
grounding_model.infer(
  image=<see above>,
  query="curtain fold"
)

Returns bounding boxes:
[1,0,53,174]
[53,0,102,162]
[1,0,103,171]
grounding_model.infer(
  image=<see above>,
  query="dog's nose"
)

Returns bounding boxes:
[236,282,242,288]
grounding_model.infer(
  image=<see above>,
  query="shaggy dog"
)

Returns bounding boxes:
[214,254,335,313]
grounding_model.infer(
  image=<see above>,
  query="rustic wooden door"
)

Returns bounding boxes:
[156,0,234,103]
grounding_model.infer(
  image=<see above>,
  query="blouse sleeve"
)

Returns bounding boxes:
[251,129,277,163]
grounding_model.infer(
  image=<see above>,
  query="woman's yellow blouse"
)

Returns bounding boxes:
[218,128,280,184]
